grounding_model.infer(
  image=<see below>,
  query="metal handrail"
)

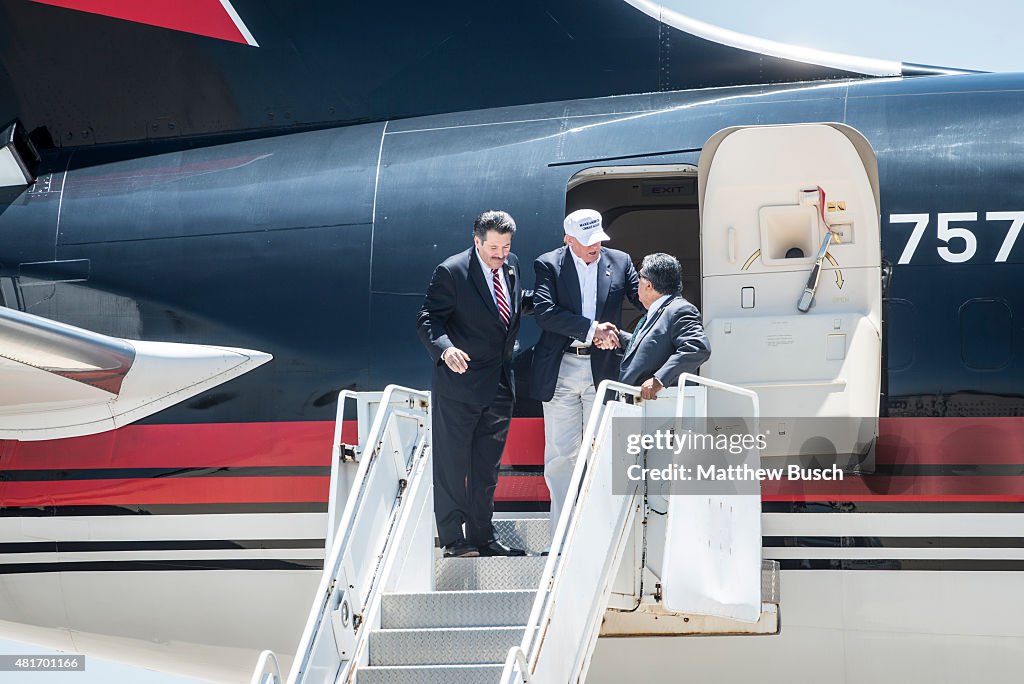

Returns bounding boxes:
[336,426,434,684]
[248,650,281,684]
[502,646,532,684]
[327,390,360,550]
[325,385,429,562]
[675,372,760,416]
[287,385,430,684]
[666,372,763,622]
[331,390,360,462]
[509,375,759,683]
[507,379,643,683]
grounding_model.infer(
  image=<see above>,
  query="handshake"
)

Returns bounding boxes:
[592,321,621,350]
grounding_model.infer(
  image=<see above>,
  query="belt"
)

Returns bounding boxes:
[566,346,591,356]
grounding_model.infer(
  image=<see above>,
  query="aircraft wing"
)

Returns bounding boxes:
[0,305,271,440]
[0,0,972,150]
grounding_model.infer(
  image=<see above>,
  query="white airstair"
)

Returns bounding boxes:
[249,376,780,684]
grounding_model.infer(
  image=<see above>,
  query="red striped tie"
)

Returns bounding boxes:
[492,268,510,327]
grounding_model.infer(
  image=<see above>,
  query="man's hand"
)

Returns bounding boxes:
[442,347,471,374]
[640,376,663,400]
[593,322,620,350]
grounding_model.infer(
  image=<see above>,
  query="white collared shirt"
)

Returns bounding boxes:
[571,251,600,346]
[643,294,671,324]
[475,250,511,314]
[636,294,672,385]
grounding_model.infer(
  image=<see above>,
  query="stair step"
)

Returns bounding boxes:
[381,590,535,628]
[435,556,546,591]
[357,664,503,684]
[369,626,527,666]
[493,517,550,554]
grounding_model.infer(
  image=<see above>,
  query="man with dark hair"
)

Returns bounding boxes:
[416,210,527,557]
[617,253,711,399]
[529,209,641,537]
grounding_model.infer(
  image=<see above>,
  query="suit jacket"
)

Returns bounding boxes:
[528,246,641,402]
[618,296,711,389]
[416,247,523,405]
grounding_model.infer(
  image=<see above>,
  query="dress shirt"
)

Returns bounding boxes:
[634,294,671,384]
[571,252,600,346]
[475,250,511,314]
[643,294,671,324]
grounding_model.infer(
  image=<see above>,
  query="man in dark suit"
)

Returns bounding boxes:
[529,209,642,535]
[416,210,527,558]
[617,253,711,399]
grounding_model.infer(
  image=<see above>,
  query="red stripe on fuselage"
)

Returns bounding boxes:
[761,475,1024,500]
[497,475,1024,503]
[2,417,1024,507]
[0,419,542,471]
[32,0,250,45]
[0,422,336,470]
[876,417,1024,465]
[0,477,326,507]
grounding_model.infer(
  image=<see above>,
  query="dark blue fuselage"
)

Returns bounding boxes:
[2,72,1023,423]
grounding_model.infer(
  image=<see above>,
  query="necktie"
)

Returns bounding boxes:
[626,313,649,354]
[492,268,510,327]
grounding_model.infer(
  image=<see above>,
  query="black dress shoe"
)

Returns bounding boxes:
[443,541,480,558]
[477,539,527,557]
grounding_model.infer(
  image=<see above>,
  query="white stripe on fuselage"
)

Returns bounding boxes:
[764,512,1024,537]
[0,549,325,565]
[0,513,327,544]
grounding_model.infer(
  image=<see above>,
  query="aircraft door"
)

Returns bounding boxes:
[698,124,881,468]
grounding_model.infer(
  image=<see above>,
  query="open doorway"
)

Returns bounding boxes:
[565,165,701,334]
[565,123,883,470]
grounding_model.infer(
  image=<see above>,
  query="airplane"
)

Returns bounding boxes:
[0,1,1022,682]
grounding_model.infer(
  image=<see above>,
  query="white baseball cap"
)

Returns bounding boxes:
[563,209,611,247]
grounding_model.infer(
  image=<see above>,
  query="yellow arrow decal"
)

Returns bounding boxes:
[824,252,844,289]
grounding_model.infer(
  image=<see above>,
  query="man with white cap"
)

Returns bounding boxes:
[528,209,642,540]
